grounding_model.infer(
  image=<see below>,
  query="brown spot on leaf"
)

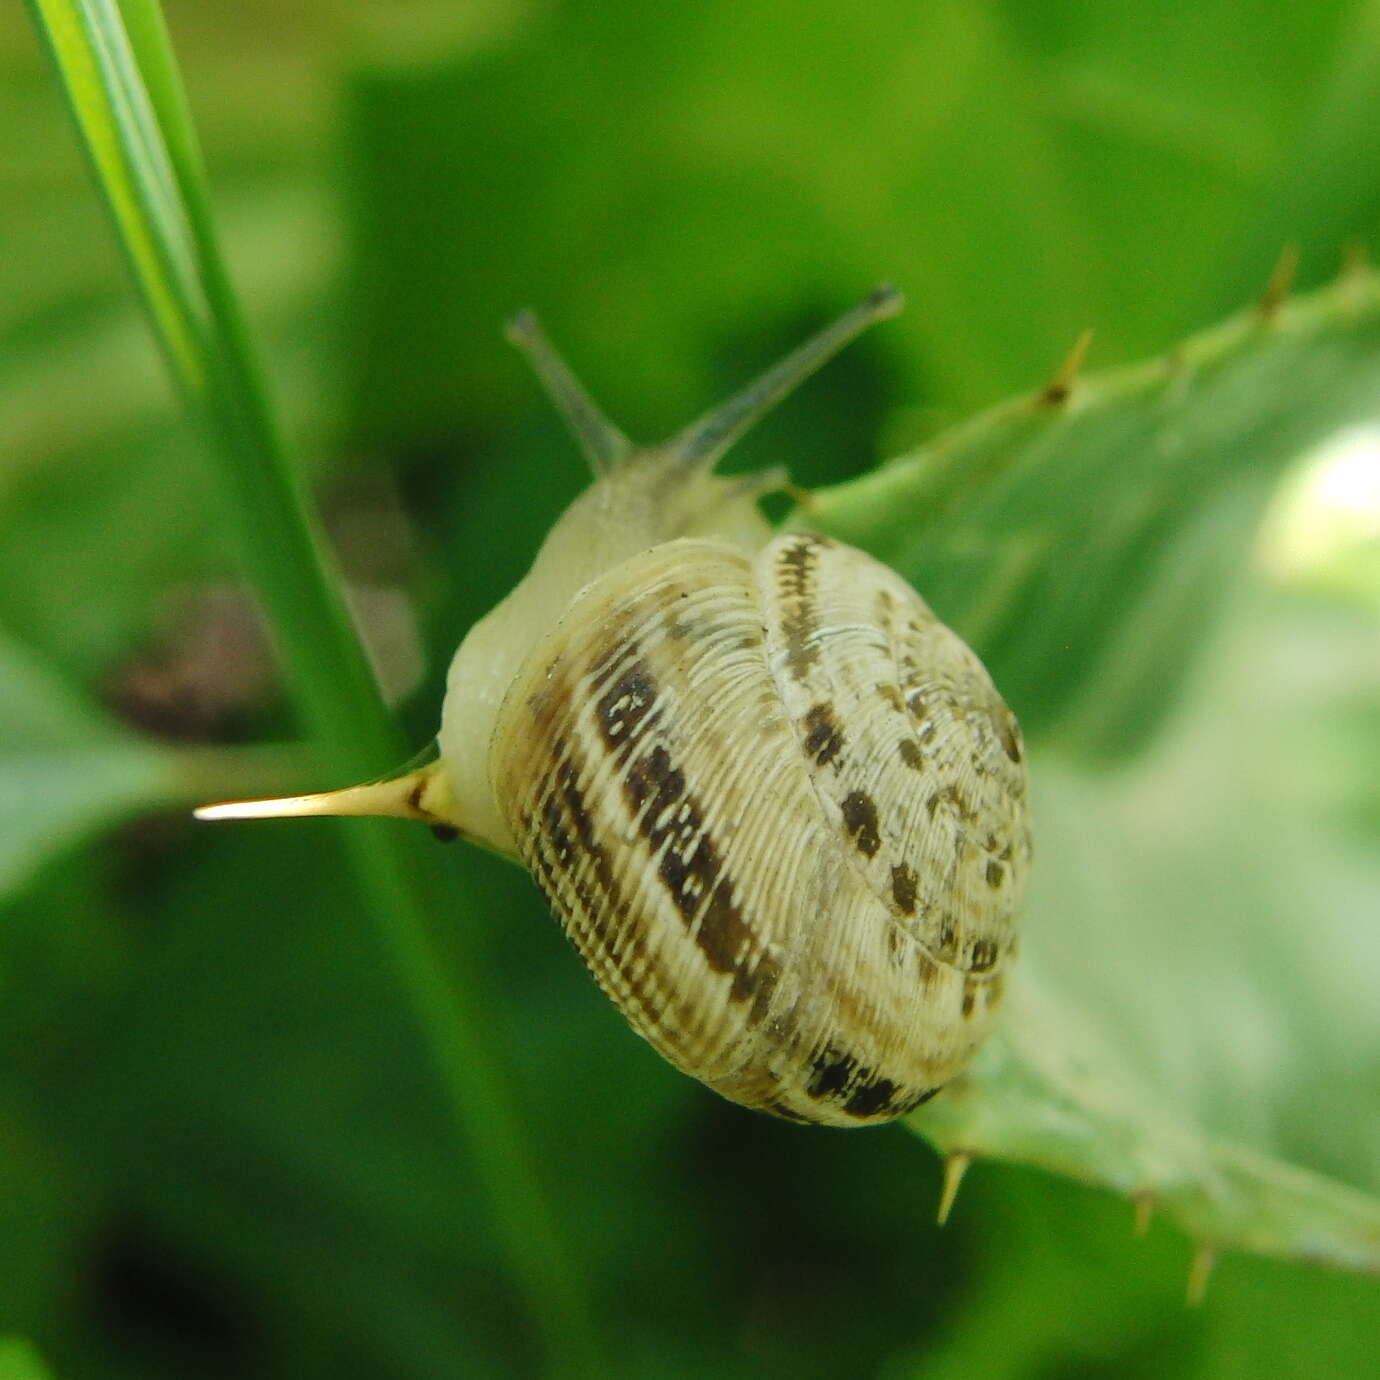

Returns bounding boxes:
[985,859,1004,889]
[898,739,924,771]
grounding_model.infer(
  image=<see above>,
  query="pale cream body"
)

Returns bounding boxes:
[438,456,775,855]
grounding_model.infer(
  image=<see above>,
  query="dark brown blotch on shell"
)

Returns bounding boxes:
[595,658,660,748]
[970,938,999,973]
[840,790,882,858]
[622,743,780,1021]
[890,862,918,915]
[776,536,824,681]
[995,707,1023,762]
[803,702,846,768]
[805,1042,939,1121]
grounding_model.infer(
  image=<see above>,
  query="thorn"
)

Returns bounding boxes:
[193,763,454,830]
[1256,243,1299,323]
[1186,1243,1217,1306]
[1340,239,1370,281]
[1133,1192,1154,1237]
[1338,241,1373,313]
[936,1152,971,1226]
[1038,328,1093,406]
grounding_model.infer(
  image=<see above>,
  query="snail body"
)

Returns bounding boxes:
[198,288,1030,1126]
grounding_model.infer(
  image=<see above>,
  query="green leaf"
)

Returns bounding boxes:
[0,1338,57,1380]
[795,273,1380,1272]
[811,269,1380,755]
[0,626,175,898]
[913,972,1380,1273]
[17,2,1380,1368]
[0,624,306,902]
[341,0,1369,459]
[24,0,207,391]
[905,576,1380,1275]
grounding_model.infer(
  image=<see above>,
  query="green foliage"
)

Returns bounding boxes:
[19,1,602,1372]
[4,1,1378,1378]
[0,627,173,894]
[0,1338,57,1380]
[812,273,1380,753]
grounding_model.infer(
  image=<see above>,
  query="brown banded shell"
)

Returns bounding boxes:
[494,532,1028,1126]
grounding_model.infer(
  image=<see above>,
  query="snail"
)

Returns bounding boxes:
[197,287,1030,1126]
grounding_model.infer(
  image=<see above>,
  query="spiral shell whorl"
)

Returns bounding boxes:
[492,533,1028,1126]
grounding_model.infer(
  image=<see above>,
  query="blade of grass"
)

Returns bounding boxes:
[24,2,600,1371]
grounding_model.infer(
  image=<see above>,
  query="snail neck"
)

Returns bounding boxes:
[438,454,776,857]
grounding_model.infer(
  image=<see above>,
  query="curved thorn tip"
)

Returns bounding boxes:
[1186,1243,1217,1306]
[194,766,448,827]
[1133,1193,1154,1237]
[937,1152,972,1226]
[1257,244,1300,322]
[1341,240,1370,279]
[1039,328,1094,406]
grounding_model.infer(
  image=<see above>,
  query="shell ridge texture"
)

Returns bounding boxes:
[491,524,1028,1126]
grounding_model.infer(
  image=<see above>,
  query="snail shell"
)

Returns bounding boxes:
[496,533,1027,1124]
[197,288,1030,1127]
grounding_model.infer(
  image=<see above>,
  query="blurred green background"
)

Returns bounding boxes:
[3,2,1379,1377]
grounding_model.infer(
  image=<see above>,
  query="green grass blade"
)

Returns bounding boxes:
[24,2,601,1370]
[26,0,205,390]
